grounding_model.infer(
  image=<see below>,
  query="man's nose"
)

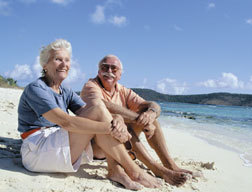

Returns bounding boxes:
[107,66,112,72]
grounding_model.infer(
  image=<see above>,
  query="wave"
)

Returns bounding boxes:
[240,153,252,167]
[161,108,252,129]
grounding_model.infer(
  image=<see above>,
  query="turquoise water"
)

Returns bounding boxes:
[158,102,252,167]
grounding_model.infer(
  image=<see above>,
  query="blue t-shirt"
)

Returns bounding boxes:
[18,78,85,133]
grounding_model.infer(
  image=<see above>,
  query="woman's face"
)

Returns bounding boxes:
[44,48,71,83]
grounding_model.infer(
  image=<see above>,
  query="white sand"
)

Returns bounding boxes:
[0,87,251,192]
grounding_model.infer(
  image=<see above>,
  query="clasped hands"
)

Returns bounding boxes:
[137,110,157,139]
[109,110,157,143]
[109,114,131,143]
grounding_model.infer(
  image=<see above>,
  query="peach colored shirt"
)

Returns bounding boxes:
[81,77,145,113]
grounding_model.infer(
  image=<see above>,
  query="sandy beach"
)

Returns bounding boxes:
[0,87,251,192]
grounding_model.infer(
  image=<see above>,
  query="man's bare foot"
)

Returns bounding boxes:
[168,164,193,175]
[160,168,188,187]
[107,165,143,190]
[163,162,192,175]
[129,171,161,188]
[149,163,188,186]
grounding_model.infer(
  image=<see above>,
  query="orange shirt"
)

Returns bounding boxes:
[81,77,145,113]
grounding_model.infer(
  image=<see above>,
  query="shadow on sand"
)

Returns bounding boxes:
[0,136,107,181]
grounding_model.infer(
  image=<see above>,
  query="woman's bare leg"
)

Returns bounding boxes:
[69,104,160,188]
[94,133,160,188]
[106,153,143,190]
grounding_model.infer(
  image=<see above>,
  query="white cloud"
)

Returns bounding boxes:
[105,0,122,7]
[208,3,215,9]
[174,25,183,31]
[5,64,33,80]
[0,0,11,16]
[109,15,127,27]
[91,5,106,24]
[31,56,85,84]
[144,25,150,30]
[250,76,252,82]
[64,59,85,84]
[5,55,85,88]
[246,19,252,25]
[156,78,188,95]
[33,56,42,78]
[90,1,127,27]
[137,78,148,89]
[200,73,244,89]
[50,0,73,6]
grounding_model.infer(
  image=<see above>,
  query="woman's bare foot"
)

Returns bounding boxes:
[107,164,143,190]
[129,170,161,188]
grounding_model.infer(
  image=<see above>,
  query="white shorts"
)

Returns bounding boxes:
[20,127,93,173]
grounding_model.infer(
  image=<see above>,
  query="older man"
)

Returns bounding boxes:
[81,55,191,186]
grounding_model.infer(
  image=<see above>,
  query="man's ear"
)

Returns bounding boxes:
[118,71,122,80]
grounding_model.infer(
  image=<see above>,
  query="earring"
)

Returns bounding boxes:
[43,69,47,73]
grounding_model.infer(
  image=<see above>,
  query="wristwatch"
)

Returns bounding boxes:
[148,107,157,114]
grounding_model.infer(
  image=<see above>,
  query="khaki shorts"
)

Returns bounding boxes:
[20,127,93,173]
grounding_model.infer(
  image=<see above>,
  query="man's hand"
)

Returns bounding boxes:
[110,114,132,143]
[136,110,156,126]
[143,124,156,140]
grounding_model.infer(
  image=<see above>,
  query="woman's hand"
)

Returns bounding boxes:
[110,114,132,143]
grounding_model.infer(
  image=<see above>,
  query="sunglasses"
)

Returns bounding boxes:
[100,63,120,73]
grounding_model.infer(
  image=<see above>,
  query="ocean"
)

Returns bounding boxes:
[158,102,252,167]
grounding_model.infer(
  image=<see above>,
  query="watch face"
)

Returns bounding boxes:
[149,108,156,113]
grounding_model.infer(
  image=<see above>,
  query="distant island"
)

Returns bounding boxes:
[132,88,252,107]
[1,75,252,107]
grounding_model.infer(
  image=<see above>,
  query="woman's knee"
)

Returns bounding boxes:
[78,102,112,122]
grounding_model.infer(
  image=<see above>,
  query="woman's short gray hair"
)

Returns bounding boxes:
[40,39,72,67]
[98,54,123,71]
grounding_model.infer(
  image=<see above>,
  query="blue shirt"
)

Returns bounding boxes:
[18,77,85,133]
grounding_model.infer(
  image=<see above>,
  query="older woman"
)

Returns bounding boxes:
[18,39,160,190]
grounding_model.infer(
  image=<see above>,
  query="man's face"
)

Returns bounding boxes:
[98,57,122,91]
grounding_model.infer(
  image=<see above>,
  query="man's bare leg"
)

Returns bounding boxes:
[98,101,191,186]
[69,104,160,189]
[128,125,188,186]
[103,100,192,175]
[143,121,192,174]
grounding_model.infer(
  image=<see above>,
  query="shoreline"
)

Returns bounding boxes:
[158,113,252,169]
[1,87,252,192]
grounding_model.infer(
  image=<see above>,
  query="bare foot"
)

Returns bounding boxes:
[107,165,143,190]
[129,171,161,188]
[172,166,193,175]
[165,163,193,175]
[160,168,188,187]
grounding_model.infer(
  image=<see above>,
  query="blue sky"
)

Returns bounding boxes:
[1,0,252,95]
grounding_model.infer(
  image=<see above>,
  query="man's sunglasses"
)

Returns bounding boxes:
[100,63,120,73]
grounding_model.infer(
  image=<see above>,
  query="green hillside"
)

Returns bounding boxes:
[0,75,19,88]
[132,88,252,107]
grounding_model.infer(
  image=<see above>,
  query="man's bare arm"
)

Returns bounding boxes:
[102,99,139,123]
[102,100,161,122]
[138,101,161,118]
